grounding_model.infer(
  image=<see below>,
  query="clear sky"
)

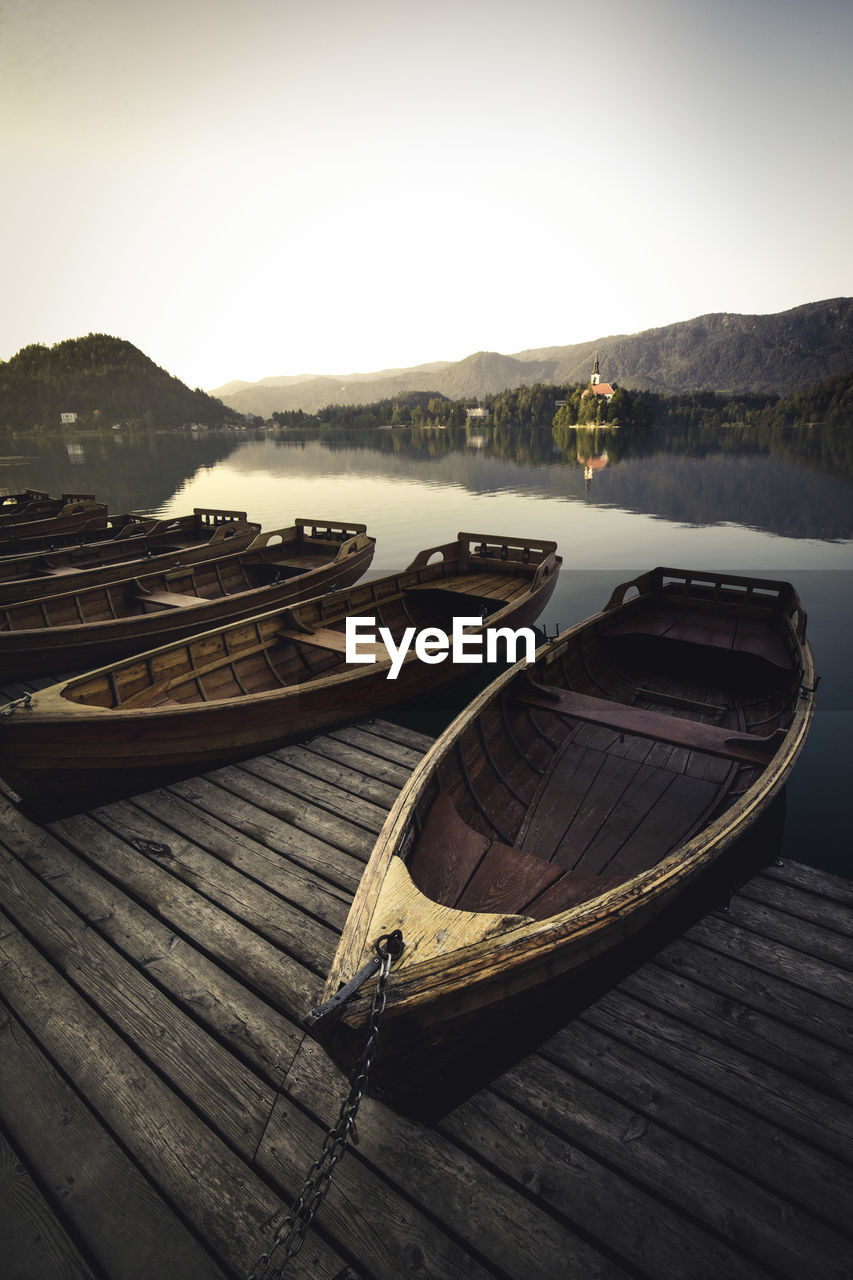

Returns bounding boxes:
[2,0,852,390]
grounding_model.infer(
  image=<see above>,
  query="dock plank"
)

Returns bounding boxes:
[763,858,853,907]
[439,1087,768,1280]
[168,772,367,894]
[0,716,851,1280]
[7,808,307,1080]
[283,1036,628,1280]
[0,1125,97,1280]
[0,999,225,1280]
[131,781,352,926]
[295,732,413,788]
[273,740,402,809]
[655,933,853,1057]
[0,912,350,1280]
[492,1051,850,1280]
[199,765,376,863]
[586,987,853,1163]
[239,753,390,834]
[0,847,275,1156]
[541,1017,853,1237]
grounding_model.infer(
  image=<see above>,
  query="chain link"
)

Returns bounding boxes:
[0,693,32,716]
[246,934,402,1279]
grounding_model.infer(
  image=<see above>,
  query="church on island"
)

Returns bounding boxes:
[582,352,615,402]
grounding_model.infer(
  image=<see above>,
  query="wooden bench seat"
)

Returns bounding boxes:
[134,589,204,608]
[276,626,388,659]
[264,556,324,571]
[517,680,787,766]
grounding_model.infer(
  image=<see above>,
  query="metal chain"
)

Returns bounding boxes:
[0,693,32,716]
[246,934,402,1279]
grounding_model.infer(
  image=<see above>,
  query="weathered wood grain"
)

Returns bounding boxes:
[727,881,853,957]
[439,1087,768,1280]
[0,999,225,1280]
[0,847,275,1156]
[492,1051,850,1280]
[0,709,848,1280]
[168,773,367,893]
[0,911,349,1279]
[685,912,853,1007]
[0,1125,97,1280]
[541,1016,853,1237]
[654,933,853,1057]
[3,807,307,1080]
[586,987,853,1163]
[238,753,390,834]
[272,740,401,809]
[623,959,853,1108]
[762,859,853,907]
[283,1036,629,1280]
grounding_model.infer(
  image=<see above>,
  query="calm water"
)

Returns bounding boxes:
[2,422,851,877]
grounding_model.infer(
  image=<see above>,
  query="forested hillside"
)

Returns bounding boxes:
[0,334,240,430]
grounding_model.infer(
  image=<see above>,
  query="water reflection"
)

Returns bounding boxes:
[3,422,850,543]
[0,423,850,877]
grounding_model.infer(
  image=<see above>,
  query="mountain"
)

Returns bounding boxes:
[212,299,853,416]
[0,334,240,430]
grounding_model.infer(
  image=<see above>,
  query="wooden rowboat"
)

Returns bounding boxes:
[0,510,149,556]
[307,567,817,1080]
[0,519,374,678]
[0,491,95,521]
[0,532,559,815]
[0,508,260,606]
[0,498,109,547]
[0,488,52,510]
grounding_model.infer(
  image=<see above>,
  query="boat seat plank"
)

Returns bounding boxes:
[517,682,786,765]
[277,625,389,659]
[407,792,489,905]
[456,840,563,915]
[634,687,727,718]
[134,589,204,608]
[37,564,81,576]
[408,574,519,598]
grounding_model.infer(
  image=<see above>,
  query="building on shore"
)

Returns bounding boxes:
[582,353,615,403]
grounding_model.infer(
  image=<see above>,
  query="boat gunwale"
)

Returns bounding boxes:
[0,526,376,669]
[322,568,817,1017]
[9,535,560,720]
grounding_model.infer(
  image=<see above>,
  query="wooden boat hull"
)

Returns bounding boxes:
[0,513,154,557]
[0,492,95,523]
[0,532,559,814]
[0,488,52,512]
[0,519,374,678]
[0,508,260,606]
[0,500,109,546]
[308,568,817,1076]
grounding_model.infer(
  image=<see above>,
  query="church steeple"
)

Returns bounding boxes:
[591,351,600,385]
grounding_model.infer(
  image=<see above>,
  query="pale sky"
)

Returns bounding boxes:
[2,0,851,390]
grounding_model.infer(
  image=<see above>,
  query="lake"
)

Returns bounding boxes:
[2,421,851,877]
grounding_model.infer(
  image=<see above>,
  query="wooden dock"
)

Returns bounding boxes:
[0,716,851,1279]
